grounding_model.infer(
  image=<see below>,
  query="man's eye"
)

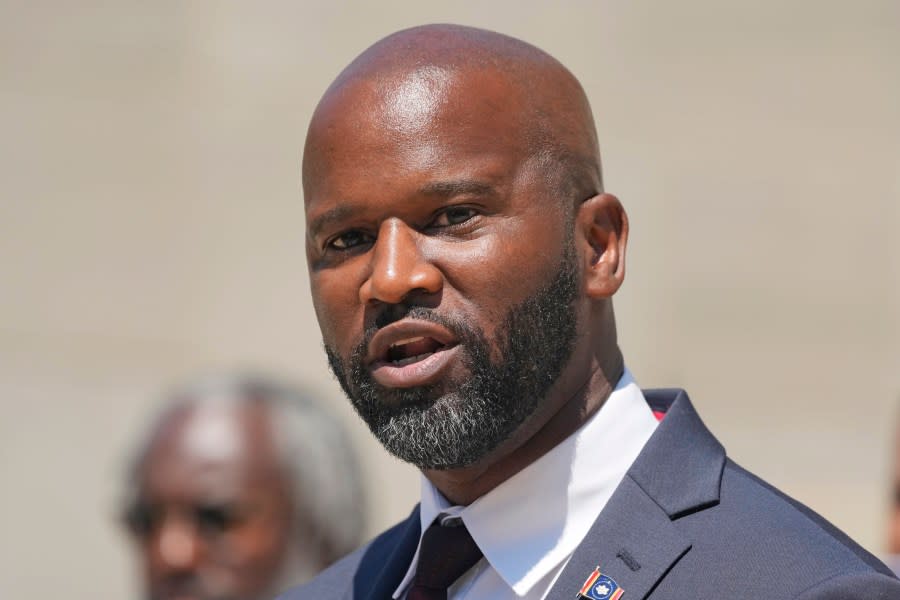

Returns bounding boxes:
[123,502,162,537]
[431,207,477,228]
[328,231,373,250]
[195,504,241,535]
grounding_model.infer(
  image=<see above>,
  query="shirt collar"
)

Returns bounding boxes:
[394,368,659,598]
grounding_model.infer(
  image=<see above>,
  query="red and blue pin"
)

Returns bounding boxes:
[576,566,623,600]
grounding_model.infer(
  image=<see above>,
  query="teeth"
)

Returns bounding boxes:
[390,336,425,349]
[391,353,432,366]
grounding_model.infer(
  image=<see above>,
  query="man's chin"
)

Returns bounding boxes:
[151,591,205,600]
[150,580,235,600]
[151,592,239,600]
[350,375,461,413]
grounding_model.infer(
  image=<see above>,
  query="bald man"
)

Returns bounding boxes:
[282,25,899,600]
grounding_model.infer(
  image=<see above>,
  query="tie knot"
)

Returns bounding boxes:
[409,519,483,599]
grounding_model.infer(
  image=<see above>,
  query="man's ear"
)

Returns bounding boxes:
[575,193,628,299]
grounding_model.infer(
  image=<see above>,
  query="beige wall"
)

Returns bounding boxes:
[1,1,898,597]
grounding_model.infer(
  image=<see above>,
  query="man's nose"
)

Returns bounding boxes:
[359,219,442,306]
[150,517,203,572]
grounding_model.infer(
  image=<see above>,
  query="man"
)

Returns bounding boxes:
[283,24,899,599]
[122,374,365,600]
[887,414,900,575]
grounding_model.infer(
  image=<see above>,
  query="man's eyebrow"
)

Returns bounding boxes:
[419,179,496,197]
[308,204,356,238]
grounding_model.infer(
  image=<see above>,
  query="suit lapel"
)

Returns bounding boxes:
[351,506,422,600]
[544,475,689,600]
[547,389,725,600]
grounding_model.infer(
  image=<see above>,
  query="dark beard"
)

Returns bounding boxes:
[325,241,579,470]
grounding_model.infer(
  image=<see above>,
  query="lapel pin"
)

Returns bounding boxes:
[576,566,624,600]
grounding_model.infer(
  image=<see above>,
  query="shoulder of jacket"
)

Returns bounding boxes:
[277,511,418,600]
[793,570,900,599]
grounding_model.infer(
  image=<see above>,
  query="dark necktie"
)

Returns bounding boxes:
[407,519,484,600]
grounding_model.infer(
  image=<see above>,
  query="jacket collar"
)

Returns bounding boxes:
[545,388,725,600]
[352,506,422,600]
[632,388,725,517]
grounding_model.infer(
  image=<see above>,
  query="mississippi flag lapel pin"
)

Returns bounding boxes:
[576,566,624,600]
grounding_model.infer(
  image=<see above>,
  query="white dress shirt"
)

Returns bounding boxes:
[392,369,659,600]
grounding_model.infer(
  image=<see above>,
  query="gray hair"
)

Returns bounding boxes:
[129,372,366,576]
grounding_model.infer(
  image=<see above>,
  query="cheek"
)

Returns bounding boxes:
[891,509,900,540]
[218,516,293,592]
[214,488,294,576]
[310,271,363,350]
[228,522,288,564]
[432,217,569,328]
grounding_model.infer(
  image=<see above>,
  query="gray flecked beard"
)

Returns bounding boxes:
[326,241,579,470]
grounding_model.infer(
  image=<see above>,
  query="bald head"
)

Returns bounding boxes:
[303,24,602,207]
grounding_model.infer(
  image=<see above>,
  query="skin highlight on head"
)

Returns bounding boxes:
[304,24,628,505]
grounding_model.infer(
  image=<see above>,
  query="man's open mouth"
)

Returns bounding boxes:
[366,321,461,389]
[386,336,450,366]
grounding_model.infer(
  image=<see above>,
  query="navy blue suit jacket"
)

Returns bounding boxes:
[280,389,900,599]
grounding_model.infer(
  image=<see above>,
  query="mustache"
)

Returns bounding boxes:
[371,304,463,331]
[352,306,473,363]
[150,574,208,600]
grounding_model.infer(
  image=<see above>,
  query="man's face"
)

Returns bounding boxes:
[305,68,584,469]
[125,404,294,600]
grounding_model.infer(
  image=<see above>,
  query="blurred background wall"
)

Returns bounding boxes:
[1,0,898,597]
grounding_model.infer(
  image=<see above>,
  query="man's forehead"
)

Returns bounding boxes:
[174,405,245,462]
[303,68,531,202]
[308,64,525,143]
[145,403,275,468]
[377,65,455,135]
[138,403,288,498]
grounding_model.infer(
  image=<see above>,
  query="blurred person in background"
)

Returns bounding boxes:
[888,411,900,576]
[120,373,365,600]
